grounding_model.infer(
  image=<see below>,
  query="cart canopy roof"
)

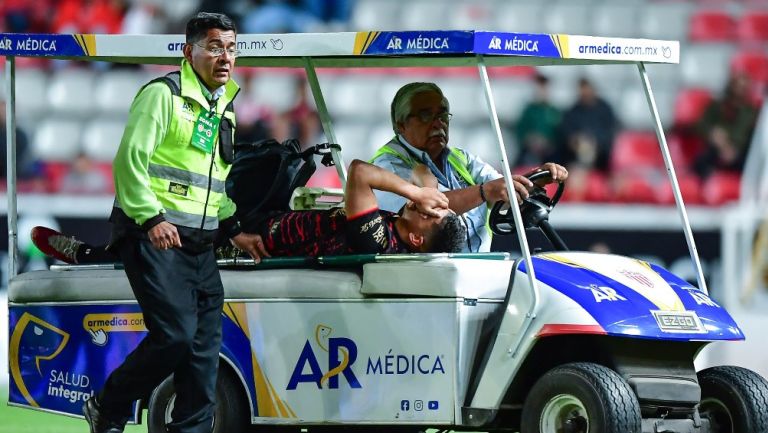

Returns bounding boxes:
[0,30,679,67]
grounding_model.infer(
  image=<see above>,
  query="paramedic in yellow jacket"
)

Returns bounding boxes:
[83,12,267,433]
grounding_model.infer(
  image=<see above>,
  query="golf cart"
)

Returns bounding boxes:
[4,30,767,433]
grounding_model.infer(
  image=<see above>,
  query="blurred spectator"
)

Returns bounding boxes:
[271,78,321,145]
[53,0,126,34]
[233,77,274,144]
[241,0,321,33]
[693,73,759,178]
[0,102,37,180]
[302,0,353,30]
[558,78,619,172]
[59,152,111,194]
[515,74,561,166]
[121,2,168,34]
[0,0,53,32]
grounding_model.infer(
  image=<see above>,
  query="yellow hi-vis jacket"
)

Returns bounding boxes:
[113,60,239,231]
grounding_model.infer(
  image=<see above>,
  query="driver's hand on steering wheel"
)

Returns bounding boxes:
[484,176,533,205]
[526,163,569,187]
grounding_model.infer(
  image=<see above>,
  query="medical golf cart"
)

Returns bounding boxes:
[4,30,768,433]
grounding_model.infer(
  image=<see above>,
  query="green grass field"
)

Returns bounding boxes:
[1,387,145,433]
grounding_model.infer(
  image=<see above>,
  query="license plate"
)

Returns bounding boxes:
[652,310,707,334]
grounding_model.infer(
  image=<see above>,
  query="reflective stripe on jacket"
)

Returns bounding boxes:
[113,59,239,230]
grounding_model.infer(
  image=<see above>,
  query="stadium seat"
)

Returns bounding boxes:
[644,63,681,90]
[673,88,712,127]
[350,0,400,30]
[328,76,383,120]
[305,165,342,189]
[399,0,448,30]
[43,161,71,193]
[333,121,373,162]
[640,2,693,41]
[618,86,675,130]
[702,171,741,206]
[439,78,485,123]
[463,125,504,169]
[730,51,768,85]
[32,119,82,161]
[737,11,768,44]
[82,118,126,162]
[560,169,611,203]
[680,44,732,92]
[656,173,704,205]
[15,69,49,119]
[95,70,150,115]
[249,71,300,113]
[543,3,591,36]
[450,1,495,30]
[611,131,664,172]
[612,172,657,204]
[47,68,96,117]
[489,77,534,124]
[688,10,736,42]
[494,2,543,34]
[592,4,640,38]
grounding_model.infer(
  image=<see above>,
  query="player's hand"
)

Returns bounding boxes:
[230,232,270,264]
[148,221,182,250]
[411,186,449,217]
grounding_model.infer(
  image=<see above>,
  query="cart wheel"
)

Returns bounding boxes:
[520,362,641,433]
[147,367,249,433]
[698,365,768,433]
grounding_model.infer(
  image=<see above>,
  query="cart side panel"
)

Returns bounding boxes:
[234,300,458,424]
[8,303,144,421]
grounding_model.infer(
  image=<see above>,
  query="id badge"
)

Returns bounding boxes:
[191,111,221,154]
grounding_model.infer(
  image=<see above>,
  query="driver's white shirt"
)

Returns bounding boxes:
[372,135,502,252]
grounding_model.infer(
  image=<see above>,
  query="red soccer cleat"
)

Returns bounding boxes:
[30,226,83,264]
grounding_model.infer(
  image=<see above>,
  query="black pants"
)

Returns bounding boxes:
[98,237,224,433]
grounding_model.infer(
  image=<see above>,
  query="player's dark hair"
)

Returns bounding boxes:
[429,214,467,253]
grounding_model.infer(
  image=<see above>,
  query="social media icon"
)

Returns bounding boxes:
[400,400,410,411]
[428,400,439,410]
[414,400,423,411]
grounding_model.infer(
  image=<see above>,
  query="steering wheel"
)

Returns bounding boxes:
[488,170,565,236]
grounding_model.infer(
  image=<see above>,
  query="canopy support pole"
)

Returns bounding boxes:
[303,57,347,187]
[5,56,18,278]
[638,62,708,294]
[476,55,540,355]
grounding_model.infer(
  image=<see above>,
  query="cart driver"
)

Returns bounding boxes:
[370,82,569,252]
[31,160,467,263]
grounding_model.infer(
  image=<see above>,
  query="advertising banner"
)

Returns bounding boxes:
[8,304,145,420]
[239,301,457,423]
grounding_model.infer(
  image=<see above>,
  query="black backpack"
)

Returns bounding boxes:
[225,138,339,230]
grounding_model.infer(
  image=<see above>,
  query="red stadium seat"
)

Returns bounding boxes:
[702,171,741,206]
[674,88,712,127]
[560,169,611,203]
[611,131,664,172]
[731,51,768,85]
[612,172,657,204]
[656,174,704,205]
[306,166,343,189]
[738,11,768,44]
[689,10,736,42]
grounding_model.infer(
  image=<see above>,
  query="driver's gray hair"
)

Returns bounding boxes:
[390,82,450,134]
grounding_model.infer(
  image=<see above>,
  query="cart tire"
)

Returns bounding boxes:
[147,367,249,433]
[698,365,768,433]
[520,362,641,433]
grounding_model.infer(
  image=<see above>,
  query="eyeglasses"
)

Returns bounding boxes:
[408,110,453,124]
[194,44,241,58]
